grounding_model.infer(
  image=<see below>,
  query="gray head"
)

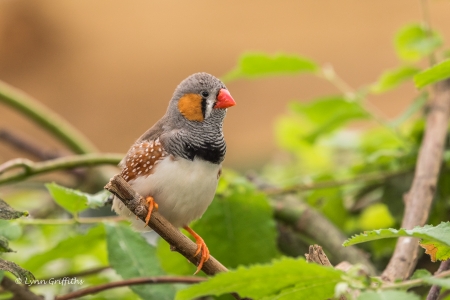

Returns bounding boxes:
[165,72,236,126]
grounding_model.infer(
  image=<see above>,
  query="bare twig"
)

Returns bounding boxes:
[105,175,229,276]
[262,168,410,195]
[426,260,450,300]
[0,153,122,186]
[0,129,60,160]
[40,266,110,283]
[54,276,204,300]
[274,196,377,275]
[305,245,333,267]
[1,277,43,300]
[382,79,450,281]
[0,80,97,154]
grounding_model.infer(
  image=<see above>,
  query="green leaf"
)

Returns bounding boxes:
[290,96,369,143]
[370,66,420,93]
[358,203,395,231]
[358,290,420,300]
[0,198,28,220]
[395,24,442,62]
[0,220,22,240]
[176,257,342,300]
[46,183,108,214]
[0,258,35,282]
[343,222,450,261]
[0,236,13,252]
[222,53,318,81]
[23,224,106,272]
[106,223,175,300]
[414,59,450,88]
[191,174,278,268]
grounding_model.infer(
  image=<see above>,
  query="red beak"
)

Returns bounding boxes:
[214,89,236,109]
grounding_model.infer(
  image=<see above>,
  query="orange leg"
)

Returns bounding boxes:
[183,226,210,275]
[144,196,158,227]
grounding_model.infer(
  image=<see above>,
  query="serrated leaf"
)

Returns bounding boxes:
[0,198,28,220]
[0,236,13,253]
[176,257,342,300]
[290,96,369,143]
[343,222,450,262]
[370,66,420,93]
[414,59,450,88]
[106,223,175,300]
[46,183,108,214]
[419,239,450,262]
[0,258,35,282]
[358,290,420,300]
[23,224,106,272]
[222,53,318,81]
[395,24,442,62]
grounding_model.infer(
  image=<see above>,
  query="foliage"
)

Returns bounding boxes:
[0,6,450,300]
[176,257,342,300]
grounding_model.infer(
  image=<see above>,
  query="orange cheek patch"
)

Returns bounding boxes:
[178,93,204,121]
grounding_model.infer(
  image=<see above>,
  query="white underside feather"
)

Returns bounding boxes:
[112,156,220,231]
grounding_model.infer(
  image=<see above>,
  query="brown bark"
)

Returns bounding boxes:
[382,79,450,281]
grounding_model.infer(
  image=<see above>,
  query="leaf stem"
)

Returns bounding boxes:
[0,80,98,154]
[381,269,450,290]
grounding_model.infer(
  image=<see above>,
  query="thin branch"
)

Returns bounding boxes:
[0,129,60,160]
[40,267,110,283]
[0,80,98,154]
[426,260,450,300]
[15,216,123,226]
[382,269,450,290]
[273,196,377,275]
[382,79,450,281]
[1,276,43,300]
[105,175,229,276]
[262,168,410,195]
[0,153,122,186]
[54,276,204,300]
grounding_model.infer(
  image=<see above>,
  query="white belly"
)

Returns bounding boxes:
[112,156,220,230]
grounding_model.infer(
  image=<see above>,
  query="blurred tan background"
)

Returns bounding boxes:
[1,1,449,169]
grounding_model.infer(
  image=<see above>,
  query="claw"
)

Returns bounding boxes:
[144,196,158,227]
[183,226,210,275]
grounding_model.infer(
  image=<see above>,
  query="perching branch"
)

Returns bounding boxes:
[0,153,122,186]
[105,175,229,276]
[274,196,377,275]
[1,277,42,300]
[0,80,98,154]
[382,79,450,281]
[55,276,204,300]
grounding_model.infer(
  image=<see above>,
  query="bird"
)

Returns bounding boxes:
[112,72,236,274]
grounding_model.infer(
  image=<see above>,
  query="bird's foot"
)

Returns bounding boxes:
[144,196,158,227]
[183,226,210,275]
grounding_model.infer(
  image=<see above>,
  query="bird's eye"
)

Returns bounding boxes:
[201,91,209,98]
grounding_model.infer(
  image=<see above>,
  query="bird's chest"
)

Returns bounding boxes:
[129,156,221,227]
